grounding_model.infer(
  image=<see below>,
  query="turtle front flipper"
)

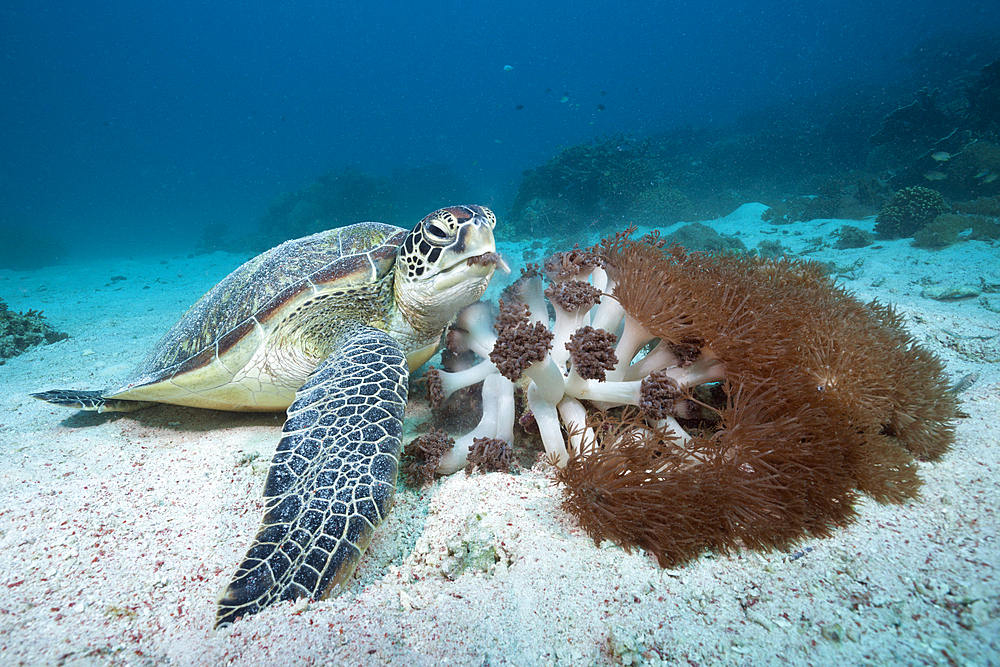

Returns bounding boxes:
[216,322,407,628]
[31,389,154,413]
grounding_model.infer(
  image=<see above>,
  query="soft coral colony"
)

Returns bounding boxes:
[410,228,957,567]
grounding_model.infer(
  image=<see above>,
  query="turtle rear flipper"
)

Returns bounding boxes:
[31,389,153,413]
[216,322,407,628]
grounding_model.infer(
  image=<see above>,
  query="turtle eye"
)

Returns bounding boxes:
[423,219,453,244]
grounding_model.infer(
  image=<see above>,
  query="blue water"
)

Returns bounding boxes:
[2,0,998,263]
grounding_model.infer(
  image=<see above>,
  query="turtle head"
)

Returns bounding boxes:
[393,205,506,367]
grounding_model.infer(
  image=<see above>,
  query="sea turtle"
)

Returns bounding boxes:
[32,205,504,627]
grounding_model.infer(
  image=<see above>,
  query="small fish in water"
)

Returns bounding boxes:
[974,169,991,179]
[984,172,999,183]
[948,372,980,395]
[503,65,513,71]
[597,104,605,111]
[931,151,953,162]
[560,95,569,103]
[514,104,524,110]
[923,170,948,181]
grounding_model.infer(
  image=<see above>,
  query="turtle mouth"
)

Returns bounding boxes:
[432,251,508,291]
[467,251,511,275]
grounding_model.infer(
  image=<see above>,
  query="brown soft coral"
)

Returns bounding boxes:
[545,280,603,313]
[403,429,456,486]
[559,387,860,567]
[556,234,957,566]
[489,298,555,382]
[466,437,513,475]
[637,369,685,420]
[543,247,603,282]
[566,325,618,381]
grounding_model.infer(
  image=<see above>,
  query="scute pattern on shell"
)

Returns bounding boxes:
[124,222,407,388]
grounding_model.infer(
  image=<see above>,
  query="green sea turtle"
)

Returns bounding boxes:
[32,205,504,627]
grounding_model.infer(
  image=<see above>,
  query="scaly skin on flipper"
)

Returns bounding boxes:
[215,322,407,627]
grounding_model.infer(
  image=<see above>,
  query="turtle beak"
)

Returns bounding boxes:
[433,253,497,290]
[470,251,510,274]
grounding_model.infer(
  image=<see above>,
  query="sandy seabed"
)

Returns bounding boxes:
[1,206,998,666]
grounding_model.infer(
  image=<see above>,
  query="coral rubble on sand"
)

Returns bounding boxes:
[0,298,68,363]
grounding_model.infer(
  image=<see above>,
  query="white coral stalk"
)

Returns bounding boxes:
[453,301,497,359]
[607,312,657,382]
[522,355,565,405]
[435,361,499,402]
[670,351,727,388]
[564,373,643,405]
[528,382,568,467]
[557,396,596,457]
[623,340,681,381]
[549,303,590,370]
[515,274,549,327]
[437,373,514,474]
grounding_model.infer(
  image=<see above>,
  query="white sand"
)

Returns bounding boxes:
[1,207,997,666]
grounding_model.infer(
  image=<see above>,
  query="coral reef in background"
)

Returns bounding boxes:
[182,43,998,259]
[869,89,951,152]
[964,56,1000,133]
[0,298,68,363]
[953,194,1000,217]
[874,186,950,238]
[217,46,998,256]
[939,141,1000,196]
[660,222,746,255]
[875,55,1000,198]
[625,184,693,226]
[761,174,884,225]
[508,136,655,237]
[408,231,957,568]
[888,135,1000,199]
[254,167,393,247]
[912,213,1000,248]
[900,32,1000,91]
[832,225,875,249]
